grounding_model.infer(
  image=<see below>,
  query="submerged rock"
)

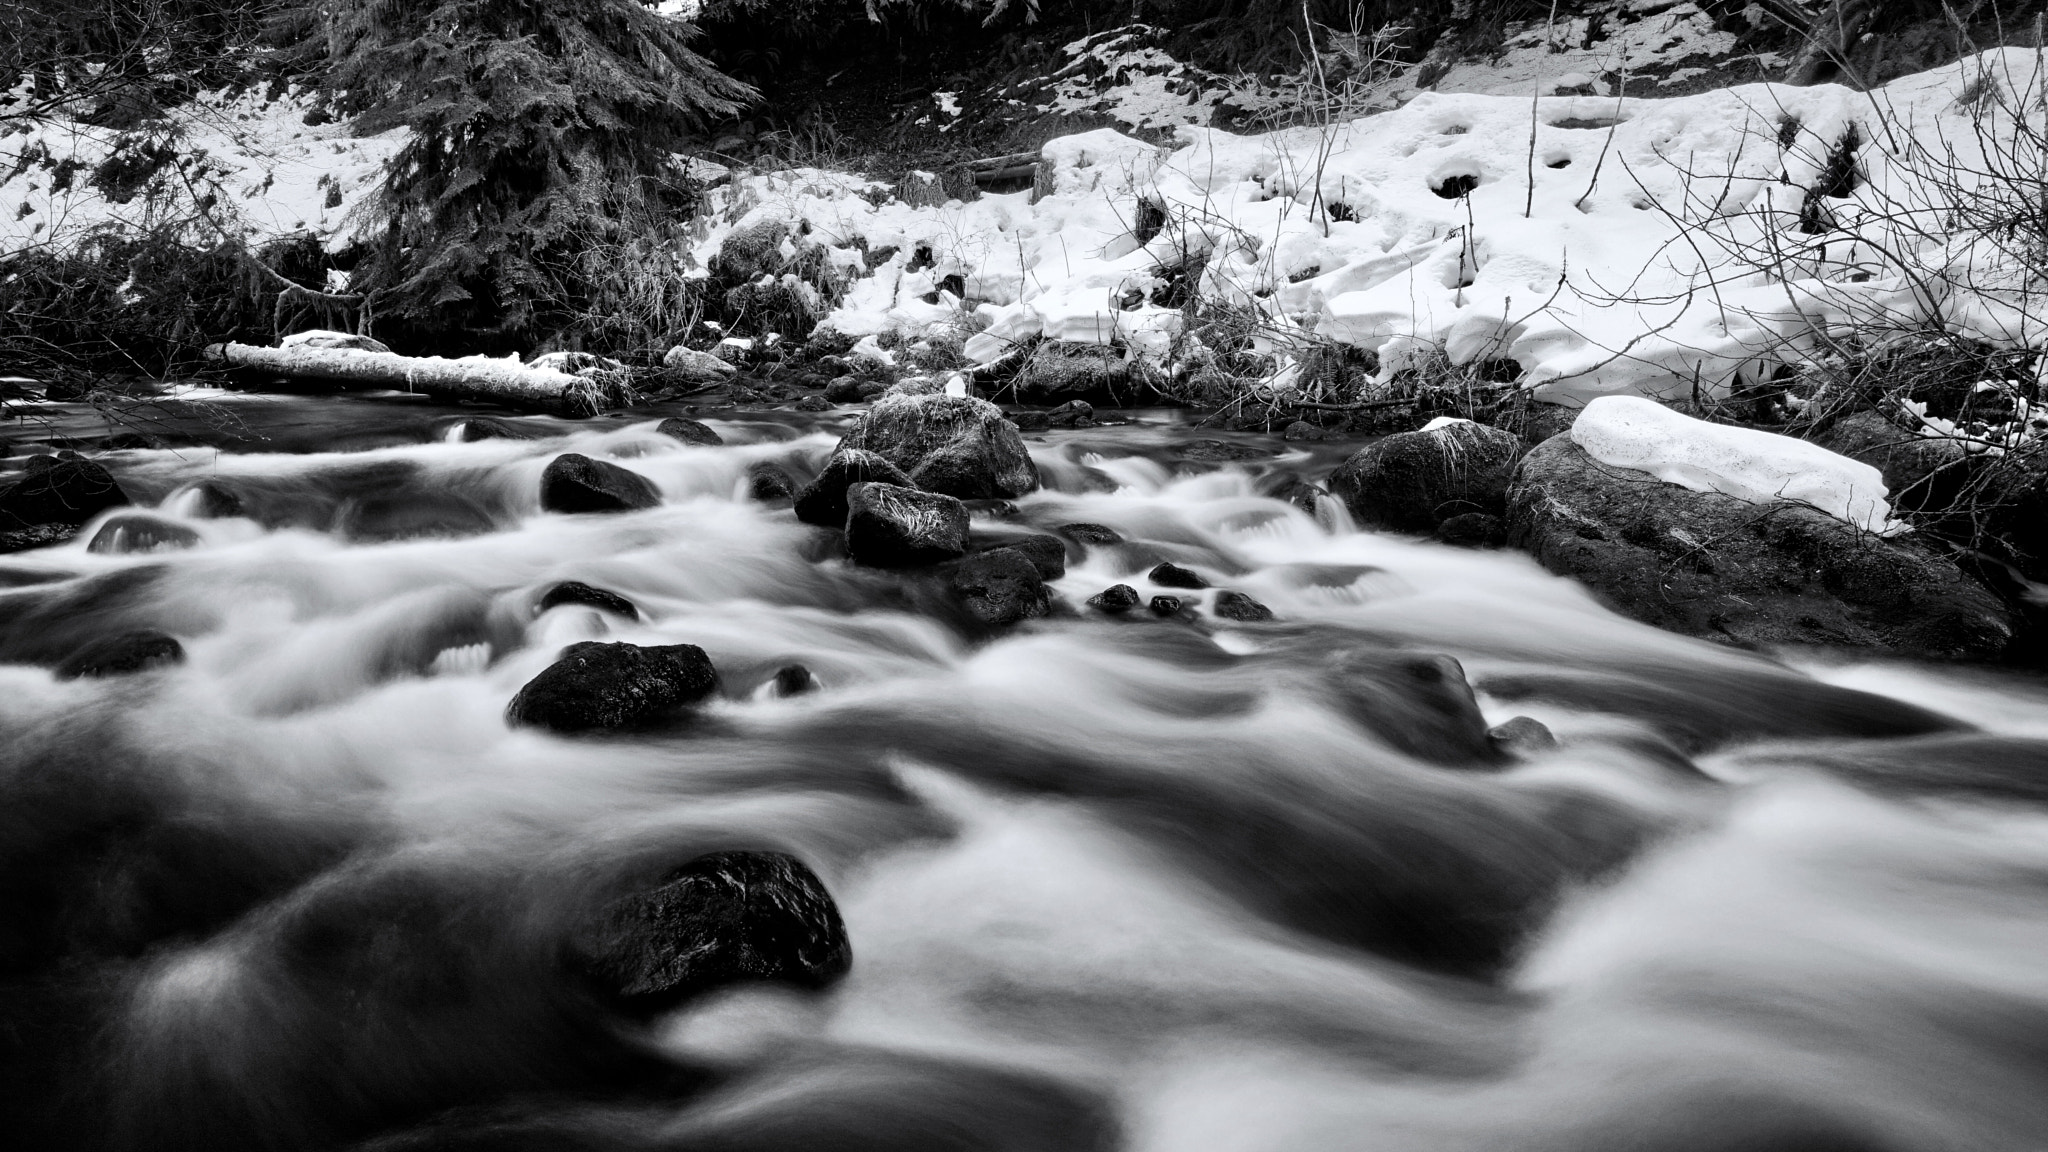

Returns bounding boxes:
[747,462,796,504]
[794,449,914,527]
[505,641,719,733]
[843,482,969,568]
[1148,595,1185,616]
[1212,590,1274,621]
[569,849,851,1015]
[539,454,661,515]
[1489,715,1559,757]
[949,549,1052,626]
[837,393,1039,500]
[770,663,816,697]
[0,452,130,529]
[1328,420,1522,533]
[975,533,1068,580]
[86,513,200,554]
[1059,522,1124,546]
[537,581,639,620]
[55,630,184,679]
[456,416,539,442]
[657,416,724,446]
[1506,433,2012,660]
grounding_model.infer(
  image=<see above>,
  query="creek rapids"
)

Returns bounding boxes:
[5,391,2048,1152]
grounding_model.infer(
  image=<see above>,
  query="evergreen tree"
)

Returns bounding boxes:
[315,0,753,350]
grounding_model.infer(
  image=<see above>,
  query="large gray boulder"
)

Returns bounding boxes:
[1506,433,2011,660]
[836,393,1038,500]
[505,641,719,732]
[1328,420,1522,533]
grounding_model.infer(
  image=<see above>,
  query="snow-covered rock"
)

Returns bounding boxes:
[662,345,737,382]
[1570,396,1895,534]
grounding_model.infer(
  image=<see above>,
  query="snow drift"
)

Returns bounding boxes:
[686,48,2048,406]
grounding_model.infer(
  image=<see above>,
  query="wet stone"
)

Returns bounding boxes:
[747,462,796,503]
[1059,522,1123,546]
[55,630,184,680]
[843,482,969,568]
[1088,584,1141,613]
[568,849,851,1016]
[657,417,724,446]
[771,664,816,697]
[1149,562,1209,589]
[0,452,130,529]
[794,449,914,528]
[949,548,1052,627]
[505,641,719,733]
[537,581,639,620]
[539,453,661,515]
[1212,591,1275,622]
[87,513,200,555]
[1489,715,1559,756]
[1148,595,1185,617]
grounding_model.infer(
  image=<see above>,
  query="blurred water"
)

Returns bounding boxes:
[4,397,2048,1151]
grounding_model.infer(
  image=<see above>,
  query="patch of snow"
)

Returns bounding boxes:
[0,83,404,254]
[1571,395,1896,533]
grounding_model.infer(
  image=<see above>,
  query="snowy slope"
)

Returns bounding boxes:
[1,84,403,256]
[693,49,2047,406]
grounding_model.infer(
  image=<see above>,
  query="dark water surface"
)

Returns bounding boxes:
[5,389,2048,1151]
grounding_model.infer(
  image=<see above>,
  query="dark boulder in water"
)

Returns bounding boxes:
[793,449,914,528]
[55,629,184,679]
[537,582,639,620]
[505,641,719,733]
[843,482,969,568]
[971,533,1068,580]
[540,455,660,515]
[836,394,1038,500]
[746,462,796,504]
[1148,595,1185,617]
[658,417,723,446]
[569,849,851,1014]
[1148,561,1207,589]
[1505,433,2012,661]
[1329,421,1522,533]
[0,452,130,529]
[86,513,200,554]
[1088,584,1140,613]
[948,549,1052,626]
[179,479,244,519]
[1212,591,1274,622]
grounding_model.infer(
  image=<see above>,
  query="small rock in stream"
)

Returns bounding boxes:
[505,641,719,733]
[949,549,1052,626]
[843,482,969,568]
[1059,522,1124,546]
[56,630,184,680]
[537,581,639,620]
[747,461,796,503]
[1088,584,1141,613]
[1489,715,1559,757]
[457,416,538,442]
[771,664,817,696]
[569,849,851,1015]
[657,417,724,446]
[539,453,661,515]
[1212,591,1275,622]
[1148,595,1185,617]
[972,533,1068,580]
[1148,562,1208,589]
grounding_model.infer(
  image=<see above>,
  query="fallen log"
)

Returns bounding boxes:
[205,342,621,417]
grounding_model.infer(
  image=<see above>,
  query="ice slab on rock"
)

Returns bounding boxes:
[1571,396,1896,534]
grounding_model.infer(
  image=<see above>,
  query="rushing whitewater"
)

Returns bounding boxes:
[5,398,2048,1151]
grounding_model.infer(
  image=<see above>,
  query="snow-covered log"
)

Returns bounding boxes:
[206,342,618,416]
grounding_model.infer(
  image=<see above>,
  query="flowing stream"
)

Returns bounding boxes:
[6,392,2048,1151]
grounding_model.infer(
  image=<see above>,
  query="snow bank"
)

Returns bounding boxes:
[1571,395,1895,533]
[698,48,2047,406]
[1,85,404,255]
